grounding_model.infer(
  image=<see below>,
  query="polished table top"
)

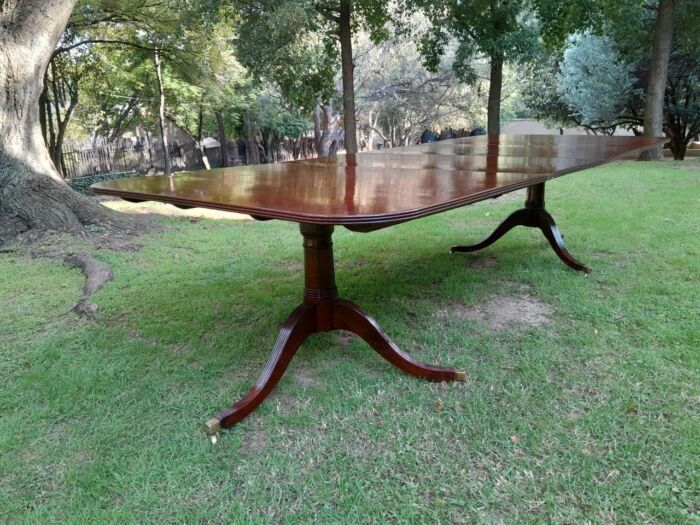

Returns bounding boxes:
[92,135,665,228]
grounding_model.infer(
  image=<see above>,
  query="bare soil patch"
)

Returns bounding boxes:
[275,259,303,272]
[335,330,357,347]
[294,366,326,390]
[240,422,270,454]
[466,256,498,270]
[436,293,553,332]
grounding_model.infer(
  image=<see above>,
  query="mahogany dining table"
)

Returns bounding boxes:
[92,134,665,435]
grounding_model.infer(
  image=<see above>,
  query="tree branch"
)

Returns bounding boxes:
[53,39,160,58]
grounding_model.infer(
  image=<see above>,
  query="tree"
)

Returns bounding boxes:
[656,53,700,159]
[415,0,539,135]
[237,90,313,163]
[66,43,152,147]
[0,0,137,246]
[48,0,178,161]
[54,0,235,170]
[232,0,392,154]
[154,48,173,174]
[353,25,487,148]
[640,0,678,160]
[541,0,697,159]
[41,52,85,176]
[522,35,700,159]
[556,33,640,134]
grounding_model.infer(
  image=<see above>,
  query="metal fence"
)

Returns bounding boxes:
[61,138,319,180]
[62,143,154,179]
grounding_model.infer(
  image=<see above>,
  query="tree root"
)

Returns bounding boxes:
[64,252,114,317]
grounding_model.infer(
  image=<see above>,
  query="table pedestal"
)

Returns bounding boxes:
[204,223,465,435]
[451,183,591,273]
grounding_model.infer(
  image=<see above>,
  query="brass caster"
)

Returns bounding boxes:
[455,370,467,381]
[204,417,221,436]
[210,434,218,446]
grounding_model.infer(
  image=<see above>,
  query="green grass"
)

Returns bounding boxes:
[1,160,699,524]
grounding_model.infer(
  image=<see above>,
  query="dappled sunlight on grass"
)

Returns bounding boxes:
[102,198,253,221]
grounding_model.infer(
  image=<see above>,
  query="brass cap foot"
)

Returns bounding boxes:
[454,370,467,381]
[204,417,221,435]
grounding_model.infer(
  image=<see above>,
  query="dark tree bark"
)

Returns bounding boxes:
[0,0,137,246]
[49,63,79,176]
[108,94,137,142]
[487,54,503,136]
[319,103,338,157]
[339,0,358,154]
[244,114,260,165]
[640,0,677,161]
[313,104,323,154]
[215,110,229,167]
[39,85,49,146]
[154,48,172,175]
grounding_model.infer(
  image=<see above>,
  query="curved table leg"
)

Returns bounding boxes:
[451,183,590,273]
[537,210,591,274]
[451,208,530,253]
[333,299,465,382]
[205,224,466,435]
[205,303,317,433]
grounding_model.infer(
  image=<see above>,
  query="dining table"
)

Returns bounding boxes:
[92,134,666,435]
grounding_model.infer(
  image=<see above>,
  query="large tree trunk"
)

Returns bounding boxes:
[0,0,137,246]
[196,104,211,169]
[215,110,229,167]
[52,82,78,177]
[367,107,376,151]
[313,104,323,154]
[154,48,172,175]
[640,0,676,161]
[319,103,337,157]
[244,114,260,165]
[338,0,358,154]
[487,54,503,136]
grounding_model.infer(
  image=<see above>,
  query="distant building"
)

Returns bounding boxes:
[502,118,635,136]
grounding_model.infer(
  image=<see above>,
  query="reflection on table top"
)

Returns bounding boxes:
[92,134,665,228]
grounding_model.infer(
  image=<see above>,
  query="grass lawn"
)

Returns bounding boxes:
[1,160,698,524]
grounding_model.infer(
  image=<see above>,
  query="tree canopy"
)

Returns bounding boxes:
[1,0,697,248]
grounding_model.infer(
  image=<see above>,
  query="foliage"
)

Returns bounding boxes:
[522,31,700,155]
[232,1,339,110]
[67,171,140,194]
[60,0,325,163]
[236,88,314,162]
[415,0,540,78]
[56,0,237,147]
[66,45,153,144]
[231,0,394,107]
[411,0,545,135]
[661,53,700,158]
[353,22,488,147]
[230,0,395,154]
[520,54,576,129]
[556,32,640,131]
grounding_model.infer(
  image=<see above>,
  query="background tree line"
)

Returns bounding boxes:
[0,0,698,246]
[34,0,700,171]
